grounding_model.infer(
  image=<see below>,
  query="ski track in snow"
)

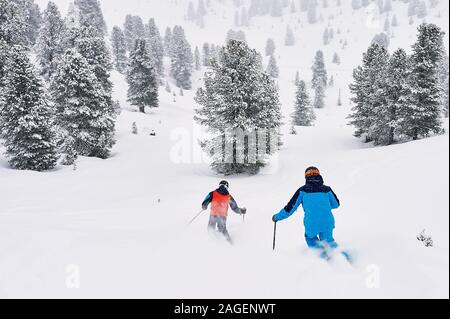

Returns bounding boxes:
[0,0,449,298]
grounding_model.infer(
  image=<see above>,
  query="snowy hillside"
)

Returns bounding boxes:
[0,0,448,298]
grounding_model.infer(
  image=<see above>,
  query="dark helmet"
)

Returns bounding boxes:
[219,180,229,189]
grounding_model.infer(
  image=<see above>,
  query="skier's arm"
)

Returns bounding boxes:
[328,189,340,209]
[229,196,242,214]
[202,192,213,210]
[273,189,303,222]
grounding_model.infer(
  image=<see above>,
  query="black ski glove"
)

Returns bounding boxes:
[240,208,247,215]
[272,215,278,222]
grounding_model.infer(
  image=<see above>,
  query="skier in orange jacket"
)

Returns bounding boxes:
[201,181,246,242]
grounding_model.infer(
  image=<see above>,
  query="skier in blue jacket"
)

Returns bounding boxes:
[272,167,341,256]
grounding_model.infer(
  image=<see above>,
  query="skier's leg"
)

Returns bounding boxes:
[304,234,322,249]
[217,217,232,243]
[320,231,353,263]
[208,215,218,232]
[319,230,338,249]
[305,233,330,260]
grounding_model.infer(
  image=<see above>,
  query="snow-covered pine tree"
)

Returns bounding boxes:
[328,28,334,40]
[64,2,80,30]
[372,32,390,49]
[416,1,427,18]
[348,70,366,138]
[266,55,279,78]
[328,75,334,87]
[170,26,194,90]
[123,14,135,52]
[194,39,282,175]
[60,136,78,166]
[338,88,342,106]
[371,49,409,145]
[28,1,42,44]
[429,0,439,9]
[51,49,115,159]
[0,39,6,90]
[202,42,211,66]
[265,38,276,56]
[311,53,327,87]
[132,122,138,135]
[285,25,295,46]
[408,0,419,17]
[226,29,247,43]
[444,76,449,118]
[295,70,300,85]
[392,15,398,27]
[165,81,171,93]
[11,0,42,46]
[196,2,206,28]
[368,49,402,145]
[312,50,327,108]
[0,46,58,171]
[323,28,330,45]
[35,1,65,80]
[348,43,389,141]
[163,27,173,57]
[123,15,145,52]
[0,0,28,106]
[292,80,316,126]
[145,18,164,76]
[210,44,218,62]
[397,24,445,140]
[74,0,107,37]
[197,0,207,19]
[437,54,449,117]
[126,39,159,113]
[194,46,201,71]
[313,84,325,108]
[332,52,341,65]
[0,0,28,47]
[110,26,128,73]
[187,1,196,22]
[71,25,113,96]
[308,0,317,24]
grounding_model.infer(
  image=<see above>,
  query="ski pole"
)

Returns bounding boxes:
[188,209,205,225]
[272,221,277,251]
[241,208,247,223]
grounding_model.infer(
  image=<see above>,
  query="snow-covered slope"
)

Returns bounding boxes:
[1,0,448,298]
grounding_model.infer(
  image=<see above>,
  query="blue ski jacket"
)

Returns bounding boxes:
[273,175,340,237]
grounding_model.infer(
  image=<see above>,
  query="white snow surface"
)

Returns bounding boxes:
[1,0,449,298]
